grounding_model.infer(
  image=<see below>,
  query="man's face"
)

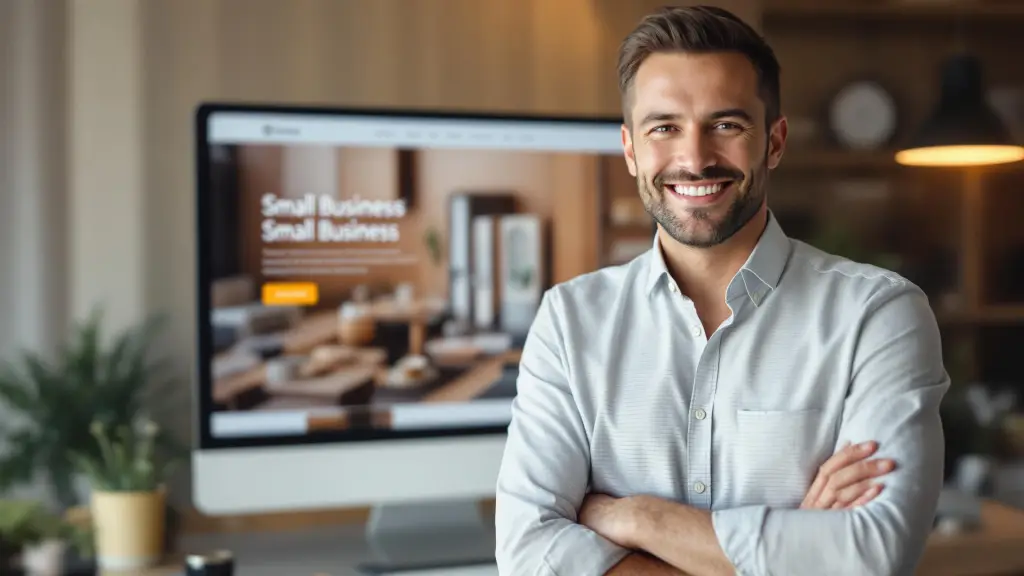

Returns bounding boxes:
[621,51,787,248]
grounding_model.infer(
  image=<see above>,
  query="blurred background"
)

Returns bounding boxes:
[1,0,1023,573]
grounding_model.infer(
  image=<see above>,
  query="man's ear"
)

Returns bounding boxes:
[621,124,637,177]
[766,116,788,170]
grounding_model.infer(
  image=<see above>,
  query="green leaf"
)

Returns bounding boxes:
[0,366,41,415]
[0,308,185,505]
[0,433,41,491]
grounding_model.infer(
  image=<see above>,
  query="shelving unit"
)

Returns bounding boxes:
[759,0,1024,399]
[764,0,1024,22]
[773,158,1024,385]
[597,155,656,266]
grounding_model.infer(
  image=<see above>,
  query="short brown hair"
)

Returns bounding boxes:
[617,5,781,126]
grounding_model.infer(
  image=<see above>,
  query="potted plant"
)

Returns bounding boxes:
[0,309,183,511]
[944,383,1016,494]
[71,417,179,571]
[0,499,92,575]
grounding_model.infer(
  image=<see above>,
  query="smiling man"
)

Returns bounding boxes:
[494,5,949,576]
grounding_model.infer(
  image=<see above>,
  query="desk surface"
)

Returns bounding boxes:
[125,523,495,576]
[128,500,1024,576]
[917,500,1024,576]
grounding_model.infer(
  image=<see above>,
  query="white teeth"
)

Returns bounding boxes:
[671,183,725,197]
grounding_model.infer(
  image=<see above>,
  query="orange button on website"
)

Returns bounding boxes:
[262,282,319,306]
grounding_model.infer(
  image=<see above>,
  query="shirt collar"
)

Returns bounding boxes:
[644,211,792,307]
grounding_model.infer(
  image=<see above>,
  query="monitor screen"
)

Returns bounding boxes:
[196,104,627,450]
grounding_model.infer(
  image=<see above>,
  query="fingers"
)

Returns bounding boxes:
[834,479,883,506]
[848,484,884,507]
[830,457,896,490]
[832,483,884,509]
[800,441,851,507]
[800,474,826,509]
[819,441,878,477]
[815,459,894,508]
[801,440,896,510]
[801,441,873,508]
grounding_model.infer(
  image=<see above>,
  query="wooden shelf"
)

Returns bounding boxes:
[938,305,1024,326]
[765,1,1024,22]
[779,149,900,171]
[759,0,1024,454]
[607,223,655,237]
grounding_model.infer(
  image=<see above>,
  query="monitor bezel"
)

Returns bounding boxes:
[194,102,624,451]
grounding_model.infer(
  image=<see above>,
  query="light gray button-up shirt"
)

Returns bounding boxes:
[495,213,948,576]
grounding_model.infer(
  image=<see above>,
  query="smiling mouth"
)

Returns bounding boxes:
[665,180,735,198]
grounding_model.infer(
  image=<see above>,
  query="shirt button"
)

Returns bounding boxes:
[692,324,702,337]
[693,481,707,494]
[694,408,707,420]
[670,283,679,293]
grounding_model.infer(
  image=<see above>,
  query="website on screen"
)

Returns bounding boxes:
[203,111,630,439]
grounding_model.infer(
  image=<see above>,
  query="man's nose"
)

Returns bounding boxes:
[672,128,717,176]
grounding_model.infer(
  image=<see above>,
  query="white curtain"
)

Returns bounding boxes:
[0,0,68,362]
[0,0,68,504]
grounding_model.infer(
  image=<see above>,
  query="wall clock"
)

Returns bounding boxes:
[827,80,899,150]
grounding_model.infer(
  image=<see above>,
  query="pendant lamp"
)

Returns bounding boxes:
[895,53,1024,167]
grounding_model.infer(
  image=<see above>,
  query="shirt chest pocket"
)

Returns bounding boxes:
[731,408,835,508]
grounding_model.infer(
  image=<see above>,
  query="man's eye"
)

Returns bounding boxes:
[715,122,742,131]
[651,125,675,133]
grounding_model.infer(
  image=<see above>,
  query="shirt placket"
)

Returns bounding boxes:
[668,279,715,508]
[686,315,719,510]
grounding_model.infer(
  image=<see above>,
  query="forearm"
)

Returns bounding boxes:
[713,504,913,576]
[606,552,689,575]
[497,508,631,576]
[627,496,735,576]
[625,494,915,576]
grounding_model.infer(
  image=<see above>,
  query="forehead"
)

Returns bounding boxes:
[630,51,761,122]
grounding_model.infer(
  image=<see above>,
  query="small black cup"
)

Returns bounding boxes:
[185,550,234,576]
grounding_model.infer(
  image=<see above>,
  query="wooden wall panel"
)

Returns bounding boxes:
[138,0,761,528]
[180,0,761,115]
[765,16,1023,153]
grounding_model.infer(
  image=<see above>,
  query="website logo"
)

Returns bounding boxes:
[261,124,301,137]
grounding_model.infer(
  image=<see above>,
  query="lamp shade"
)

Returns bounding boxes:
[895,53,1024,167]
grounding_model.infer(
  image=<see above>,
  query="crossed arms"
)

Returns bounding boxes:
[577,439,896,575]
[494,283,949,576]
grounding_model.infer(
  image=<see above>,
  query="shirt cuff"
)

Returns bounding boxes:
[541,524,631,576]
[712,505,769,576]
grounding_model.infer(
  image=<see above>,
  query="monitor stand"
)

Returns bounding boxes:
[356,499,496,575]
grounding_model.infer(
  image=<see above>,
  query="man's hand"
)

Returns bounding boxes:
[582,494,734,576]
[580,495,698,574]
[579,493,638,548]
[801,440,895,510]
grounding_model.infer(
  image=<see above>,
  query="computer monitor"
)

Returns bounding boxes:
[192,103,628,569]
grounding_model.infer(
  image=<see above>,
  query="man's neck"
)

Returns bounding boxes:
[658,208,769,306]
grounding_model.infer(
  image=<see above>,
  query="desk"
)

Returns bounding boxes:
[128,500,1024,576]
[134,524,495,576]
[917,500,1024,576]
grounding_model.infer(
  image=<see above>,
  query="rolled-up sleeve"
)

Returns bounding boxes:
[495,288,631,576]
[711,281,949,576]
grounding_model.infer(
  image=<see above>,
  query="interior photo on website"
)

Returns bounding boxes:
[203,115,631,440]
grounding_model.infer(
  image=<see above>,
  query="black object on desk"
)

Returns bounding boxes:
[184,550,235,576]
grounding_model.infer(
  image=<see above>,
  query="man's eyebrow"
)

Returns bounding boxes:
[708,108,755,123]
[639,109,755,126]
[639,112,680,126]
